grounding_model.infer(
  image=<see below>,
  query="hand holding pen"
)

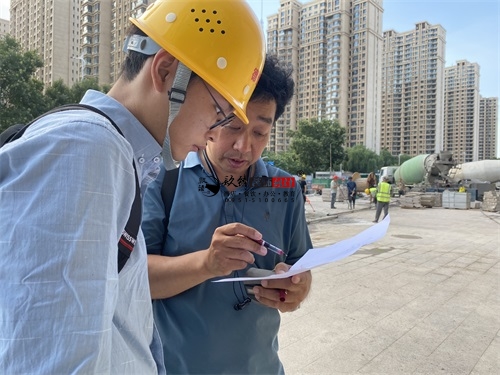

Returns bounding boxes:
[204,223,275,277]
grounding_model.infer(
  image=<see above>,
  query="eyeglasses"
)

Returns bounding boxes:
[202,81,235,130]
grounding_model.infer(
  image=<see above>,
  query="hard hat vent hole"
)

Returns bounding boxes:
[191,9,225,35]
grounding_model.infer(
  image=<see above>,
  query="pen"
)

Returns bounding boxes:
[252,238,286,256]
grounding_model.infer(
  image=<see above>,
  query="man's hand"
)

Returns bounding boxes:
[148,223,267,299]
[251,263,312,313]
[203,223,266,277]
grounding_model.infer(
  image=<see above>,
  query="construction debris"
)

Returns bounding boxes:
[482,191,500,212]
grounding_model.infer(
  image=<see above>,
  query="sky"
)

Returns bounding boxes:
[1,0,499,154]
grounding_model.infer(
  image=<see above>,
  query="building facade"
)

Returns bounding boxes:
[9,0,150,87]
[0,18,9,38]
[10,0,81,86]
[478,97,498,160]
[380,22,446,157]
[443,60,480,163]
[266,0,383,153]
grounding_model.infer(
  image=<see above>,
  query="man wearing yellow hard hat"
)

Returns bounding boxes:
[0,1,264,374]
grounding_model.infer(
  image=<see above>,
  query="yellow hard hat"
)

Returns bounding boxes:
[131,0,265,124]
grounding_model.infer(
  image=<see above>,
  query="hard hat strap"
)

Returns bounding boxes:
[163,61,192,170]
[122,35,161,56]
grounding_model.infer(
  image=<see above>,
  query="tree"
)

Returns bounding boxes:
[45,78,111,107]
[379,148,398,168]
[44,79,73,109]
[288,118,346,174]
[262,149,301,176]
[398,153,412,165]
[0,36,46,132]
[0,35,113,134]
[343,145,379,173]
[69,78,109,103]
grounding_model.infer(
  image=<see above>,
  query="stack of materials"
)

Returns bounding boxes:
[400,192,441,208]
[322,188,331,202]
[422,192,442,207]
[400,192,425,208]
[442,190,470,210]
[482,191,500,212]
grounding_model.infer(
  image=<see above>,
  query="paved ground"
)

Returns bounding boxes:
[279,194,500,374]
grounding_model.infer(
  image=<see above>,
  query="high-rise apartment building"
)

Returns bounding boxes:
[381,22,446,157]
[10,0,82,86]
[0,18,9,37]
[74,0,150,85]
[80,0,112,84]
[10,0,150,87]
[478,97,498,160]
[443,60,480,163]
[109,0,150,83]
[266,0,383,153]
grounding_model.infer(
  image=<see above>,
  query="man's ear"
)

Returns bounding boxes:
[150,49,178,93]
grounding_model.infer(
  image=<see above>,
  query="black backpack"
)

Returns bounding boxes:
[159,167,180,252]
[0,103,141,273]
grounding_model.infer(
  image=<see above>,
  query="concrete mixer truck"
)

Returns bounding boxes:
[447,160,500,184]
[393,151,455,187]
[393,152,500,199]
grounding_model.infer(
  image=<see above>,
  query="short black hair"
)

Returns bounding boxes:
[119,25,151,81]
[251,55,294,122]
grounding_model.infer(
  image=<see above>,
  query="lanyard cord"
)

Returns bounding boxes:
[202,150,253,310]
[202,149,221,187]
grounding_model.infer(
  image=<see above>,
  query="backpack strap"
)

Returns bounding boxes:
[2,103,141,273]
[72,105,142,273]
[160,167,180,254]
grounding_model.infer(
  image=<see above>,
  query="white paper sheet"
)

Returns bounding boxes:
[214,215,390,283]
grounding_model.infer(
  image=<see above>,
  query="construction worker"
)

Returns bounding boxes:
[299,174,307,203]
[0,1,265,374]
[373,176,391,223]
[368,186,377,209]
[331,175,339,209]
[346,176,357,209]
[397,178,406,197]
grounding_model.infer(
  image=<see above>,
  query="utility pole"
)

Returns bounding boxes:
[329,143,332,173]
[261,0,264,30]
[71,54,86,81]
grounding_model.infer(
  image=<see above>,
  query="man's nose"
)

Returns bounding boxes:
[233,132,251,153]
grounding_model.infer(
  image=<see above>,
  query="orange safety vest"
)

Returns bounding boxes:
[376,182,391,202]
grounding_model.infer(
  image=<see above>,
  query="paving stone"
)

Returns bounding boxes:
[279,196,500,374]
